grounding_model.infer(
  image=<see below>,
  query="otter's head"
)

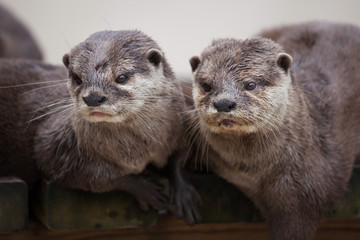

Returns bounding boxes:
[63,30,170,123]
[189,38,292,135]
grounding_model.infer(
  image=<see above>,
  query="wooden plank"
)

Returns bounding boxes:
[195,166,360,223]
[1,215,360,240]
[0,177,28,232]
[31,180,158,230]
[31,166,360,231]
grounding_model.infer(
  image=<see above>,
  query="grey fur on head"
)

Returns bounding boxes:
[0,30,202,224]
[189,21,360,240]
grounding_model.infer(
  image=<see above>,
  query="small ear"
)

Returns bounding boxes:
[62,53,70,68]
[189,56,201,72]
[276,53,292,73]
[147,48,163,67]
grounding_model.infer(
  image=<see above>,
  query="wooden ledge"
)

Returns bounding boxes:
[0,177,28,232]
[1,215,360,240]
[1,168,360,233]
[31,180,158,230]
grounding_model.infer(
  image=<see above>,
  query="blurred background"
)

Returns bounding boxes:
[1,0,360,78]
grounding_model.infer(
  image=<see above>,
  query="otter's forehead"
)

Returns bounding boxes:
[69,30,160,75]
[197,38,284,80]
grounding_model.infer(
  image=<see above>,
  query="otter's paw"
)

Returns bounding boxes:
[171,183,203,226]
[134,178,169,211]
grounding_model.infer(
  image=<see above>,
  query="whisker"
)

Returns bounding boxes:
[28,104,74,123]
[33,98,73,113]
[102,16,112,30]
[21,83,68,96]
[290,85,329,104]
[62,33,71,50]
[176,77,193,84]
[180,84,194,90]
[0,79,68,89]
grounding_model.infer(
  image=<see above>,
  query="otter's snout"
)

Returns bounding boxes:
[213,100,237,112]
[83,94,107,107]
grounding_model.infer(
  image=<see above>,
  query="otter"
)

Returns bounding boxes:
[189,21,360,240]
[0,30,200,225]
[0,3,42,60]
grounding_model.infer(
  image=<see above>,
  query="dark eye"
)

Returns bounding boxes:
[201,83,212,93]
[71,73,82,85]
[245,82,257,91]
[115,74,128,84]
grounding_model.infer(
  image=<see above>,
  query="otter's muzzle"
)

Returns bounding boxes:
[83,94,107,107]
[213,100,237,112]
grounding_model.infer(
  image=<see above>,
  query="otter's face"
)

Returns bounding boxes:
[63,39,165,123]
[190,38,292,135]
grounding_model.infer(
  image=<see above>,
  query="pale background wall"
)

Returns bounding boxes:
[1,0,360,77]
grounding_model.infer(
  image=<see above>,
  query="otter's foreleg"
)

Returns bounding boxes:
[59,171,169,211]
[258,185,324,240]
[168,148,202,226]
[113,174,169,211]
[267,210,321,240]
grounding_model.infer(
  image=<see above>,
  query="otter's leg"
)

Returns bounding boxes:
[168,148,202,226]
[266,203,322,240]
[59,172,169,211]
[36,123,169,211]
[113,174,169,211]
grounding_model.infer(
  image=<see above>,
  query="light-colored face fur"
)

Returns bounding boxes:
[63,31,169,124]
[68,57,165,123]
[190,38,293,136]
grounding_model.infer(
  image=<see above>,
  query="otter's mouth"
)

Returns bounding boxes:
[218,119,240,128]
[90,111,112,118]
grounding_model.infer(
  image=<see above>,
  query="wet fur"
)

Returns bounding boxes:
[190,21,360,240]
[0,30,201,224]
[0,60,66,186]
[36,30,184,189]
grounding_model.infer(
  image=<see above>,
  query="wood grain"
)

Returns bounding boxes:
[1,215,360,240]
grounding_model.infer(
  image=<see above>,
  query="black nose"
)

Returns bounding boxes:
[83,94,107,107]
[213,100,237,112]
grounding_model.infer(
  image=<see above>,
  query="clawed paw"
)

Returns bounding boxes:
[171,184,203,226]
[134,178,169,211]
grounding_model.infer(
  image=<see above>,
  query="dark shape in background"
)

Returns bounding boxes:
[0,3,42,60]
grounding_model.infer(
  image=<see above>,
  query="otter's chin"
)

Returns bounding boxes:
[91,112,111,118]
[81,111,128,123]
[83,114,113,123]
[203,118,257,134]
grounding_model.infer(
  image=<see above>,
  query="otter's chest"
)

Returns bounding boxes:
[207,143,263,195]
[211,157,260,195]
[93,131,172,174]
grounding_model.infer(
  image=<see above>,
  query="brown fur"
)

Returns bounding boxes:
[189,21,360,240]
[0,60,65,186]
[0,30,200,225]
[0,4,42,60]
